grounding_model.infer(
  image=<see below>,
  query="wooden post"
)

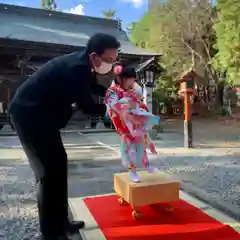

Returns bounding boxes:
[184,91,193,148]
[177,70,196,148]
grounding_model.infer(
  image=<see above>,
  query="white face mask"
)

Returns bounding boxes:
[95,62,113,75]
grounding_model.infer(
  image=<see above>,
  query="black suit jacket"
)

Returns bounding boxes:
[9,51,107,132]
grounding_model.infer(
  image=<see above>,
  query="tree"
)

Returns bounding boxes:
[153,75,178,102]
[130,0,219,110]
[131,13,153,49]
[213,0,240,86]
[102,9,116,19]
[126,22,137,36]
[131,0,216,80]
[41,0,57,10]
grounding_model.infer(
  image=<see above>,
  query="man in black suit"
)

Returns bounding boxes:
[9,33,120,240]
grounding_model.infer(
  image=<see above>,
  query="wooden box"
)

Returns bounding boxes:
[114,170,180,207]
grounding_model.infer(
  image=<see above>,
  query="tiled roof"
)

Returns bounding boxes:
[0,3,159,57]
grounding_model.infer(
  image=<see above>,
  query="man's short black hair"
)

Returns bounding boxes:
[86,33,120,55]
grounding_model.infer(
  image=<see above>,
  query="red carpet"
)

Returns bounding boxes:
[84,195,240,240]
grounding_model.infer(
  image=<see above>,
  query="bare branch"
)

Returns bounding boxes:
[196,26,212,62]
[181,37,214,80]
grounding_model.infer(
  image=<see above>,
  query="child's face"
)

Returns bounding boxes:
[122,78,135,90]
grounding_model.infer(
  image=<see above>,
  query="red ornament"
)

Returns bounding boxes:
[114,65,123,74]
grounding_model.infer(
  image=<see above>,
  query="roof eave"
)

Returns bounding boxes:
[120,53,161,59]
[0,38,161,58]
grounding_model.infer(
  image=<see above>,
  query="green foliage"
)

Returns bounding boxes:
[41,0,57,10]
[131,0,216,102]
[131,13,154,49]
[131,0,215,77]
[153,75,178,105]
[213,0,240,86]
[102,9,117,19]
[131,0,215,83]
[126,22,137,36]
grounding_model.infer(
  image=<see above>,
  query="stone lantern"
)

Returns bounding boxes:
[137,58,161,113]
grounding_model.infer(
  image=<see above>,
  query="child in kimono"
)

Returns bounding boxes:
[105,65,159,182]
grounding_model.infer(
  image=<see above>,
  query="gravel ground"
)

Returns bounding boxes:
[0,135,38,240]
[84,131,240,220]
[154,149,240,219]
[0,131,119,240]
[0,133,99,240]
[0,158,39,240]
[0,125,239,239]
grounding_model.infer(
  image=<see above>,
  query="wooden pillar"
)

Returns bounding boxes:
[20,61,26,78]
[184,91,193,148]
[7,87,10,105]
[178,71,195,148]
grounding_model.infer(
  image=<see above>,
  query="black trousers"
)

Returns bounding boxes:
[12,119,68,236]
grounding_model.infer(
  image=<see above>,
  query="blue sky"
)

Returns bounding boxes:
[0,0,148,28]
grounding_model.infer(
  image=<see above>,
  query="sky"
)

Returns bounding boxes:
[0,0,148,28]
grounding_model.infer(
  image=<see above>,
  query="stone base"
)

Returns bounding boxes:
[184,120,193,148]
[114,170,180,207]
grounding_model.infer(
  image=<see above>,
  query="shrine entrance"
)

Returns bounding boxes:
[0,3,161,131]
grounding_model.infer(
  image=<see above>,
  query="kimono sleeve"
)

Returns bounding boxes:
[106,91,128,114]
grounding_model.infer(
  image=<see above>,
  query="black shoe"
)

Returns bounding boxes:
[58,236,70,240]
[40,234,69,240]
[66,220,85,234]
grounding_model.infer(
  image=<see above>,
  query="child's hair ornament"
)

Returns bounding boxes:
[114,65,123,75]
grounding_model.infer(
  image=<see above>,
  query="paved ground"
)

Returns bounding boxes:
[0,119,239,239]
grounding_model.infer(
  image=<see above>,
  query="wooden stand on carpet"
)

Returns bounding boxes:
[114,170,180,219]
